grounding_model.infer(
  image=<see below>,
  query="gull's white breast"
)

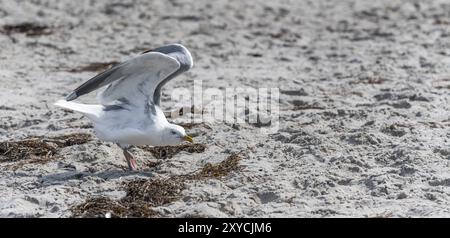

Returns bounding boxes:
[93,105,169,146]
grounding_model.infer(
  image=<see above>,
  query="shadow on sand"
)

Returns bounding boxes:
[37,169,154,186]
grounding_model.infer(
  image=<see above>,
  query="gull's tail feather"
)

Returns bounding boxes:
[54,100,103,122]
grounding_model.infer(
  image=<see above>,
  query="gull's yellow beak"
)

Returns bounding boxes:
[183,135,194,143]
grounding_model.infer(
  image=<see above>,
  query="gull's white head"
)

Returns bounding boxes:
[161,123,193,145]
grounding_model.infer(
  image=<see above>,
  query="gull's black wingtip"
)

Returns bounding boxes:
[65,91,77,101]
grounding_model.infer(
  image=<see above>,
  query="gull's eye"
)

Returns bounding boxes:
[171,130,177,135]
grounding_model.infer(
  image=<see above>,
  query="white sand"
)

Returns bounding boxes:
[1,0,450,217]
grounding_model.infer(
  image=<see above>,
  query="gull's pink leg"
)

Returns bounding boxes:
[123,149,137,171]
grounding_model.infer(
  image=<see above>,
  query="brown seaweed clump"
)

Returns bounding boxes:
[70,197,157,218]
[0,23,52,36]
[141,143,207,160]
[71,153,245,218]
[0,139,58,163]
[190,153,243,179]
[45,133,92,147]
[69,62,119,73]
[124,178,186,206]
[71,177,185,218]
[177,122,212,130]
[0,133,92,169]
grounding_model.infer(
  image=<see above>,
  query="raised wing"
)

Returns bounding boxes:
[65,52,180,107]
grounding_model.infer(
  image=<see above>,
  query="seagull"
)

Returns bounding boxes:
[55,44,194,171]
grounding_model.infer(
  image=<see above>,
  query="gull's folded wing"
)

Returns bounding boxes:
[65,52,180,107]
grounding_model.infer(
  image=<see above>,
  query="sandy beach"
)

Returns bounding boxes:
[0,0,450,217]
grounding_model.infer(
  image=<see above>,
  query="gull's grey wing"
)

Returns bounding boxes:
[146,44,193,106]
[65,63,122,101]
[65,52,180,107]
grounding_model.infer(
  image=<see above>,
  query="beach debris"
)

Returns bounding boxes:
[0,133,92,169]
[71,153,246,218]
[70,197,157,218]
[71,177,185,218]
[140,143,206,160]
[0,139,58,163]
[124,178,186,206]
[0,23,52,36]
[69,61,119,73]
[189,153,243,179]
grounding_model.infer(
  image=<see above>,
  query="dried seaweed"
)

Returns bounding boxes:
[291,100,325,110]
[71,177,184,218]
[164,106,206,119]
[45,133,92,147]
[0,139,58,163]
[71,153,246,218]
[140,143,206,159]
[350,77,387,85]
[0,133,92,169]
[177,122,212,130]
[143,160,162,168]
[189,153,243,179]
[69,62,119,73]
[70,197,157,218]
[124,178,185,206]
[1,23,52,36]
